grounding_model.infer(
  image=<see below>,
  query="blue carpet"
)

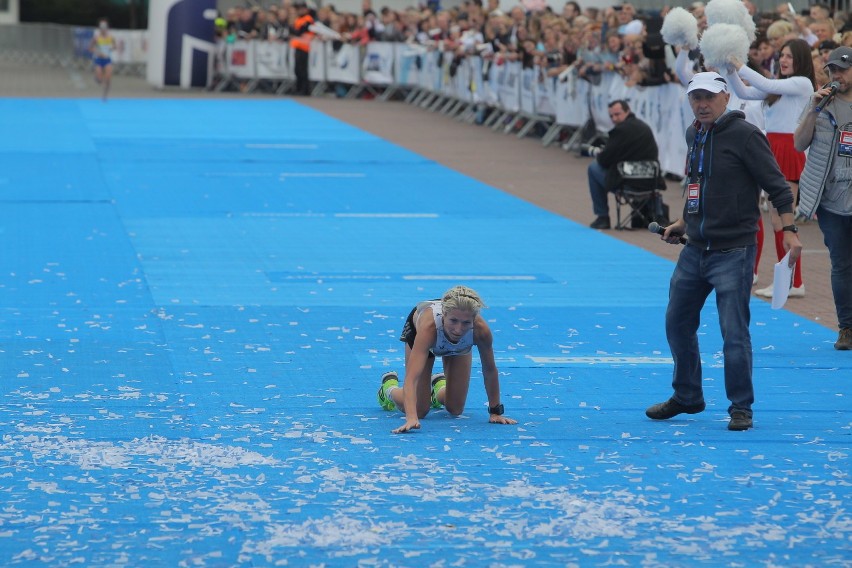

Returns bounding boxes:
[0,98,848,566]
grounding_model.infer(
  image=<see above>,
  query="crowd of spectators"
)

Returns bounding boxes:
[214,0,852,92]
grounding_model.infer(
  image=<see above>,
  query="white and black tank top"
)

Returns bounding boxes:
[414,300,474,357]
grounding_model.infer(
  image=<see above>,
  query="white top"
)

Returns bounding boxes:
[727,65,813,134]
[414,301,474,357]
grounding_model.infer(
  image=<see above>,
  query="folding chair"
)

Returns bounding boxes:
[613,160,666,230]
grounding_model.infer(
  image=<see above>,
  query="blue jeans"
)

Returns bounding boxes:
[588,161,609,217]
[665,244,757,416]
[817,206,852,329]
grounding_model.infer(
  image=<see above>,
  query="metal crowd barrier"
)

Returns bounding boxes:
[215,39,692,175]
[0,23,691,174]
[0,23,146,75]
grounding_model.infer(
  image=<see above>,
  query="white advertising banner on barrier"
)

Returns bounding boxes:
[423,51,441,93]
[226,40,255,79]
[111,30,148,64]
[498,61,521,113]
[468,57,484,104]
[362,42,395,85]
[308,39,326,82]
[255,41,290,80]
[481,60,500,106]
[440,52,455,97]
[214,40,693,174]
[394,44,425,86]
[630,83,691,176]
[454,57,473,104]
[326,42,361,84]
[534,70,557,118]
[520,67,535,115]
[554,72,590,127]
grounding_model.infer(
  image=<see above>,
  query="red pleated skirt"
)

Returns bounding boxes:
[767,132,805,182]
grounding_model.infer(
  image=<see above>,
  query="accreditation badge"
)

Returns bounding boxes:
[687,183,700,214]
[839,131,852,158]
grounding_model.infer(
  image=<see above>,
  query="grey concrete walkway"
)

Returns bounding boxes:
[1,59,839,332]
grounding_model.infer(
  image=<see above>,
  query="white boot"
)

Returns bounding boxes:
[755,285,805,298]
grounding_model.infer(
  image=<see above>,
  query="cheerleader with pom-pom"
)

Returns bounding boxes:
[726,38,815,297]
[666,15,765,130]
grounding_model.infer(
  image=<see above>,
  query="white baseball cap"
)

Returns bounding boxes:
[686,72,729,94]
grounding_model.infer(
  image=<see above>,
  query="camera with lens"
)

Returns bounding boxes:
[579,142,603,158]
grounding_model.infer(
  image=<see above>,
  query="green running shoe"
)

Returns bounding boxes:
[377,371,399,411]
[430,373,446,409]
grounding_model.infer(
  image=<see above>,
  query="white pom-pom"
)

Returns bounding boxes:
[661,7,699,50]
[705,0,756,42]
[700,23,750,69]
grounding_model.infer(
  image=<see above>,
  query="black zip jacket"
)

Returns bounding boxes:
[683,110,794,250]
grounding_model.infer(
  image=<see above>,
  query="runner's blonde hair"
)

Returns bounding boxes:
[441,285,487,315]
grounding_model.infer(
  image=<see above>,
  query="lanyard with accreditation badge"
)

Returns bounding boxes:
[686,122,712,215]
[817,103,852,158]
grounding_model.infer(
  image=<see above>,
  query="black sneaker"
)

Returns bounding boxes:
[728,410,753,431]
[645,398,706,420]
[590,216,611,230]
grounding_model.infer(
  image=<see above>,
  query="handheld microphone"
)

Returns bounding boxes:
[648,221,687,244]
[814,81,840,113]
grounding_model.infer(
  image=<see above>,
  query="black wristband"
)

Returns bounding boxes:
[782,224,799,233]
[488,403,504,416]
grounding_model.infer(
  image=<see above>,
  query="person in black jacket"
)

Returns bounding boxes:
[586,100,659,230]
[646,72,802,431]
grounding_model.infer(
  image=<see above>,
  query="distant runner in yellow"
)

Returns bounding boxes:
[90,18,116,101]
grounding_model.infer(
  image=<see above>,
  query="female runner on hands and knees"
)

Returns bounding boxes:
[377,285,517,434]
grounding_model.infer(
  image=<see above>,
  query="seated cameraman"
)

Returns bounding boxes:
[585,99,658,230]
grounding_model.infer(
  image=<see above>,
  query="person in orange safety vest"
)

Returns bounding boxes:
[290,1,315,95]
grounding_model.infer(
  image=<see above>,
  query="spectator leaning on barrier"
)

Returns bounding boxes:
[600,29,623,72]
[585,99,659,230]
[253,9,269,41]
[810,2,832,22]
[379,7,407,42]
[236,6,258,40]
[509,5,527,47]
[810,17,838,47]
[540,23,569,78]
[617,33,645,87]
[794,46,852,350]
[562,1,581,26]
[615,3,644,36]
[837,12,852,34]
[576,22,605,84]
[814,39,836,85]
[316,5,334,28]
[753,36,776,78]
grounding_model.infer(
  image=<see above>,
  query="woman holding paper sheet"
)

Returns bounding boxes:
[726,38,815,298]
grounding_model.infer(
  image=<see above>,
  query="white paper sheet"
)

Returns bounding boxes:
[771,251,794,310]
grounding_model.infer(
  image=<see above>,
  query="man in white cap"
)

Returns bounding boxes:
[646,71,802,431]
[795,46,852,351]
